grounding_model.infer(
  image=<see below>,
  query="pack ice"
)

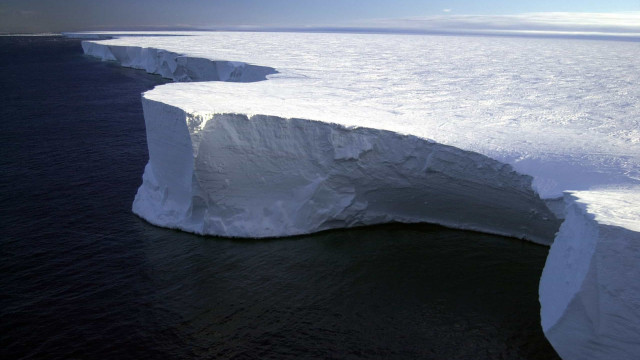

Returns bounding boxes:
[78,31,640,359]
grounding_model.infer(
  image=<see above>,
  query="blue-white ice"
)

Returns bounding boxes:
[76,31,640,359]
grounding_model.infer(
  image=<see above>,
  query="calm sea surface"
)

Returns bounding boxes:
[0,36,559,359]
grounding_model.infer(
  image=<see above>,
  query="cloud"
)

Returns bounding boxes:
[442,9,452,13]
[358,12,640,37]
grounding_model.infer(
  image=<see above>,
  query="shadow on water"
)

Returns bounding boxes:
[0,36,559,359]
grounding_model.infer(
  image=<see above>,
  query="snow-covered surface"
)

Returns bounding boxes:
[79,31,640,199]
[76,30,640,359]
[540,187,640,359]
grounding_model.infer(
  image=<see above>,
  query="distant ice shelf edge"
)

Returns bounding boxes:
[81,36,640,360]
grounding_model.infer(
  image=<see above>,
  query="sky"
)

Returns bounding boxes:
[1,0,639,34]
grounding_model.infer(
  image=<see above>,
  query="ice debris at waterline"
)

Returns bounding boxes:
[75,31,640,359]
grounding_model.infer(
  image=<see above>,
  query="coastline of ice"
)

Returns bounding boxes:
[76,31,640,359]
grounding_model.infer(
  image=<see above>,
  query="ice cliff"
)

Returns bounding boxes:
[135,98,558,242]
[540,188,640,360]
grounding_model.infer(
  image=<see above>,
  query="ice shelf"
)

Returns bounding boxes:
[75,31,640,359]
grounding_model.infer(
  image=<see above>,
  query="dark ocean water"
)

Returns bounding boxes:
[0,36,559,360]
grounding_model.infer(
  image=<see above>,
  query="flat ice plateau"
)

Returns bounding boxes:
[77,31,640,359]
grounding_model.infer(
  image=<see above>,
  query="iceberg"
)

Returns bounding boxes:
[75,31,640,359]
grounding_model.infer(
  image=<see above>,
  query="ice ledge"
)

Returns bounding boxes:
[133,98,559,244]
[540,188,640,359]
[82,40,276,82]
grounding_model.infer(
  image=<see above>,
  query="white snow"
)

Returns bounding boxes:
[75,31,640,358]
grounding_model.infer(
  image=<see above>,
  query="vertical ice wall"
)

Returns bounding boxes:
[540,189,640,360]
[132,99,559,243]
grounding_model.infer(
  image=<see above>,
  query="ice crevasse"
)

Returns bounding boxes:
[79,33,640,360]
